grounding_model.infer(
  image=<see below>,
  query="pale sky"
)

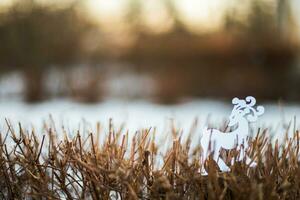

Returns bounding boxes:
[0,0,234,32]
[0,0,300,35]
[83,0,300,35]
[85,0,231,33]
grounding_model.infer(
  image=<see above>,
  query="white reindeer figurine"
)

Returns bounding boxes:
[201,96,264,173]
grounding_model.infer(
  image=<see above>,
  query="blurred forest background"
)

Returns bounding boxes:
[0,0,299,103]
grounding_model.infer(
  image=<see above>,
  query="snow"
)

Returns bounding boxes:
[0,98,299,144]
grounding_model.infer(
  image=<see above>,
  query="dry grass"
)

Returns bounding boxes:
[0,119,299,199]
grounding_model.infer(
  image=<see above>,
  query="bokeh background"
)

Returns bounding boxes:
[0,0,299,133]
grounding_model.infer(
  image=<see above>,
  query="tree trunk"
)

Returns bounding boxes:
[24,68,44,102]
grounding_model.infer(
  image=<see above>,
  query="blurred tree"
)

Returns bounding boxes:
[277,0,295,38]
[224,0,278,36]
[247,0,277,36]
[0,0,93,102]
[126,0,143,31]
[163,0,185,32]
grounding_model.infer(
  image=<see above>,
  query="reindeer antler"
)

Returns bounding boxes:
[245,96,256,106]
[232,96,265,122]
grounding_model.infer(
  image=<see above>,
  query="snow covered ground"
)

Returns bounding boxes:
[0,98,299,144]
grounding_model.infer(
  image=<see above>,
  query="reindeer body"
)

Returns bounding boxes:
[200,96,264,173]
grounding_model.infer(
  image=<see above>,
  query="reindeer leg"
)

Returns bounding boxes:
[200,155,208,175]
[200,147,208,175]
[217,157,230,172]
[201,165,208,175]
[238,144,257,167]
[238,148,257,167]
[246,156,257,167]
[238,149,246,161]
[213,148,230,172]
[238,143,248,162]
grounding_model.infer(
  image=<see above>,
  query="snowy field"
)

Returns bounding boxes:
[0,98,299,145]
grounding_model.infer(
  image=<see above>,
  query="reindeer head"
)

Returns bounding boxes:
[228,96,265,127]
